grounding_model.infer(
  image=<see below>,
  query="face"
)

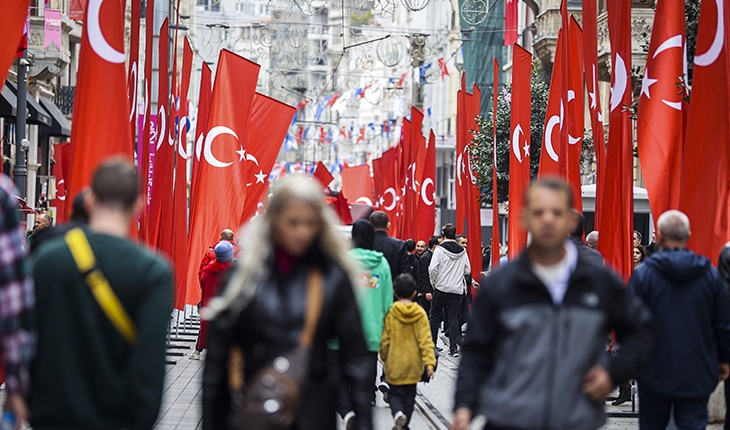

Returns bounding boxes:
[457,238,467,249]
[416,241,427,255]
[652,232,657,242]
[34,215,50,231]
[522,187,572,251]
[633,233,641,246]
[633,247,642,263]
[272,200,322,257]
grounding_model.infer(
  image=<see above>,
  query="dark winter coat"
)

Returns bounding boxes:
[630,248,730,398]
[569,236,604,266]
[418,249,434,295]
[373,231,409,280]
[405,253,420,284]
[202,246,373,430]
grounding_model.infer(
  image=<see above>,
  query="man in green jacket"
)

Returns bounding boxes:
[29,160,173,430]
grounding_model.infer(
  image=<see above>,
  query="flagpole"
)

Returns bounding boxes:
[14,53,28,199]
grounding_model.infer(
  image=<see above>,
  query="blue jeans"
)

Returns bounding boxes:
[638,387,708,430]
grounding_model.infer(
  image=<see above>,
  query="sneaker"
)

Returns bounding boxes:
[343,411,356,430]
[378,380,390,394]
[189,350,201,360]
[393,411,407,430]
[449,350,459,358]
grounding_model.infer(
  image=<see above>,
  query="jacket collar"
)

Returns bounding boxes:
[512,241,593,297]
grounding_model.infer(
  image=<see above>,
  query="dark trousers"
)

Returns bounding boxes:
[429,290,462,351]
[335,351,378,417]
[726,378,730,430]
[638,388,708,430]
[417,294,431,319]
[389,384,416,429]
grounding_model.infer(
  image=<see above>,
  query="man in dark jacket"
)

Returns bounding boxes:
[569,210,603,266]
[404,239,420,284]
[370,211,409,280]
[451,179,652,430]
[630,210,730,430]
[719,244,730,430]
[417,236,440,316]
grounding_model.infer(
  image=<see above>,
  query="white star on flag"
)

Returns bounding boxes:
[254,170,267,183]
[236,147,246,162]
[641,68,658,99]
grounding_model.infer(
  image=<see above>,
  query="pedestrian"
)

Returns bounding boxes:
[633,244,647,270]
[29,159,173,430]
[569,210,603,265]
[370,211,409,280]
[29,191,90,254]
[645,231,658,256]
[633,230,643,247]
[202,175,373,430]
[428,223,470,357]
[630,210,730,430]
[481,240,491,273]
[718,243,730,430]
[380,274,436,430]
[26,212,52,249]
[190,241,236,360]
[0,173,36,430]
[198,228,241,281]
[417,236,440,318]
[586,231,599,250]
[334,219,393,429]
[451,178,652,430]
[415,240,427,259]
[404,239,420,285]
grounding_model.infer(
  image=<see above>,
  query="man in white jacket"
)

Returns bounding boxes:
[428,223,471,357]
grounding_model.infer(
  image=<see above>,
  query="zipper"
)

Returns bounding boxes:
[542,306,559,430]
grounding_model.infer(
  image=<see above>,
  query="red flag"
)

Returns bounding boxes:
[240,94,296,225]
[52,143,71,224]
[334,192,353,225]
[679,0,730,260]
[148,18,170,251]
[417,131,437,241]
[567,17,585,211]
[467,84,483,281]
[504,0,518,46]
[373,148,399,236]
[192,62,212,203]
[313,161,334,189]
[582,0,606,228]
[456,74,474,235]
[185,50,260,306]
[491,59,500,271]
[342,164,375,207]
[638,0,686,225]
[1,2,28,93]
[402,108,424,240]
[140,0,155,243]
[538,30,565,179]
[67,0,133,207]
[598,0,634,281]
[127,0,140,144]
[437,58,450,81]
[508,44,532,260]
[15,8,29,59]
[398,72,408,87]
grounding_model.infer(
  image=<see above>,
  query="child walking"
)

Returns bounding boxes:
[380,274,437,430]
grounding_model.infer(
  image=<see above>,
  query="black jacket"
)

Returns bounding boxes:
[454,247,652,430]
[373,231,409,280]
[569,236,604,266]
[202,247,373,430]
[405,253,419,284]
[645,242,659,257]
[418,249,434,295]
[630,249,730,398]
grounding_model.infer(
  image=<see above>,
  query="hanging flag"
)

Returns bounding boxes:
[467,84,483,281]
[567,16,585,211]
[69,0,86,20]
[678,0,730,260]
[240,93,296,225]
[455,73,473,235]
[15,8,29,59]
[127,0,141,149]
[401,108,424,240]
[44,9,62,50]
[333,192,353,225]
[185,49,260,307]
[504,0,518,46]
[52,142,71,224]
[538,30,565,179]
[598,0,634,281]
[373,148,399,237]
[417,131,437,241]
[491,58,500,271]
[67,0,133,210]
[397,72,408,87]
[638,0,686,225]
[582,0,606,228]
[140,0,156,243]
[342,164,375,207]
[507,44,532,260]
[313,161,334,189]
[2,2,29,82]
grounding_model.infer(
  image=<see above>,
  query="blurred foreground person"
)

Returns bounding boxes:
[451,179,652,430]
[202,175,373,430]
[630,210,730,430]
[29,160,173,430]
[719,243,730,430]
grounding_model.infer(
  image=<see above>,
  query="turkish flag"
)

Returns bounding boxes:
[373,148,399,236]
[456,74,474,235]
[491,58,501,271]
[239,93,296,225]
[67,0,133,209]
[185,49,260,306]
[598,0,634,281]
[342,164,375,207]
[3,4,28,72]
[52,143,71,224]
[313,161,334,189]
[148,18,171,253]
[679,0,730,260]
[401,108,424,240]
[139,0,155,243]
[638,0,685,225]
[333,193,353,225]
[504,0,518,46]
[567,17,584,211]
[582,0,606,228]
[508,44,532,260]
[191,62,212,205]
[538,31,564,179]
[127,0,140,144]
[467,84,483,280]
[417,131,437,241]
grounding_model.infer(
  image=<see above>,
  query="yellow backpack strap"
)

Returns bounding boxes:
[65,228,137,345]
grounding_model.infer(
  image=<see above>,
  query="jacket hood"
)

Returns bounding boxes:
[390,301,425,324]
[349,248,386,270]
[439,240,465,259]
[644,249,712,284]
[352,219,375,250]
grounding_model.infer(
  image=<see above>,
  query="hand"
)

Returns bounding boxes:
[583,365,614,401]
[426,293,432,301]
[427,368,435,379]
[719,363,730,381]
[450,408,472,430]
[4,393,28,430]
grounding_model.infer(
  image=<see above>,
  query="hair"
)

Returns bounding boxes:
[456,234,467,240]
[37,212,52,224]
[442,223,456,240]
[657,210,691,243]
[91,159,139,210]
[369,211,389,230]
[525,178,574,210]
[221,229,235,241]
[405,239,416,252]
[428,235,440,249]
[633,230,643,243]
[586,231,599,248]
[570,209,585,238]
[70,192,89,223]
[204,175,359,320]
[393,274,417,299]
[634,244,647,262]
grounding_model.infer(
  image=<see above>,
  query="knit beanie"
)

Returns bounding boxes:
[214,241,235,262]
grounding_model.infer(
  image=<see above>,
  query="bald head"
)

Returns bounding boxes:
[586,231,599,249]
[657,210,691,247]
[220,229,235,241]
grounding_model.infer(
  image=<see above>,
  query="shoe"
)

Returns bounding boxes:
[449,350,459,358]
[343,411,356,430]
[393,411,407,430]
[189,351,201,360]
[378,380,390,394]
[611,386,631,406]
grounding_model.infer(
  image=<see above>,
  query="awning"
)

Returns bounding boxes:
[0,85,17,118]
[4,81,52,126]
[39,97,71,137]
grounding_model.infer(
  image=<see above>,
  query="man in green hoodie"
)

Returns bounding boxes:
[336,219,393,429]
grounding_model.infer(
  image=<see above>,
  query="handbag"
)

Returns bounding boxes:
[227,271,324,430]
